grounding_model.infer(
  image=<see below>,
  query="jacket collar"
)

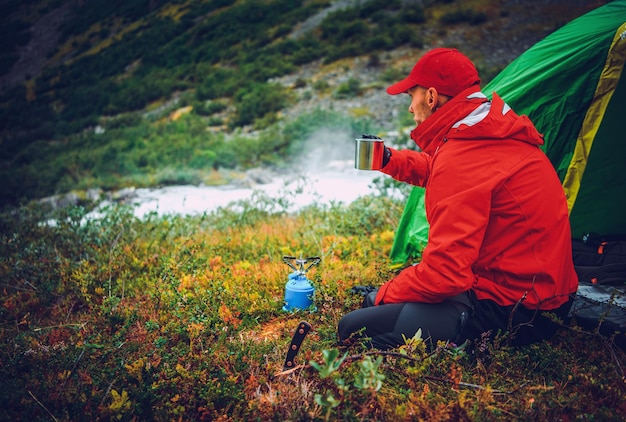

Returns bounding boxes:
[410,86,488,155]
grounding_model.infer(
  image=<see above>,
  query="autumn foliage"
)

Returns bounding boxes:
[1,196,624,421]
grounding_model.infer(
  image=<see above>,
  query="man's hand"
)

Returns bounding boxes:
[350,285,377,296]
[382,147,392,167]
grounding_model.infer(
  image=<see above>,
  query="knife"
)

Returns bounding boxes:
[283,321,312,371]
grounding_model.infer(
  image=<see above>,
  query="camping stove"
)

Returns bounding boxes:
[282,255,320,312]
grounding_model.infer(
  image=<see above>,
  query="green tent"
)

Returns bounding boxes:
[390,0,626,265]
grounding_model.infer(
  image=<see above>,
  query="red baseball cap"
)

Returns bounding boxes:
[386,48,481,97]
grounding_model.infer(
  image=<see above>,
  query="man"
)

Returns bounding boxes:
[338,48,578,350]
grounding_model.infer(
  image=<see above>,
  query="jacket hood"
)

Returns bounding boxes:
[450,92,545,146]
[410,88,544,155]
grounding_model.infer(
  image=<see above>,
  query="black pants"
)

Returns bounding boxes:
[337,290,574,350]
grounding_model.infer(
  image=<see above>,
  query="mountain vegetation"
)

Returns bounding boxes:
[1,0,423,206]
[0,0,604,207]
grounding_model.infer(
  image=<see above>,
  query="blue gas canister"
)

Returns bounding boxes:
[282,256,320,312]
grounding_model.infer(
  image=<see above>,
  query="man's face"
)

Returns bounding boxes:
[407,86,433,127]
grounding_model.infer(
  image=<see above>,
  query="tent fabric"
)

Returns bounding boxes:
[563,22,626,217]
[388,186,427,266]
[390,0,626,265]
[567,28,626,238]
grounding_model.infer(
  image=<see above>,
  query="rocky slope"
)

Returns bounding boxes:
[269,0,606,134]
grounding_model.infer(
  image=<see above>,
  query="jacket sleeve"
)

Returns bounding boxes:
[380,148,431,187]
[375,146,492,304]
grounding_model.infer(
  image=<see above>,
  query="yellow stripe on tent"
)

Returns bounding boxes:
[562,23,626,215]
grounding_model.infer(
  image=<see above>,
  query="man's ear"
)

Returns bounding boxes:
[427,87,438,110]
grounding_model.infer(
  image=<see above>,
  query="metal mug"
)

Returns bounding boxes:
[354,138,384,170]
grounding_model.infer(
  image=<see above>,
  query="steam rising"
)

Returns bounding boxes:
[296,127,358,175]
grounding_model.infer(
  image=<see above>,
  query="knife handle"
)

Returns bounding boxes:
[283,321,311,370]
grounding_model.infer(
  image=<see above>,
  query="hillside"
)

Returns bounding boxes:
[0,0,610,208]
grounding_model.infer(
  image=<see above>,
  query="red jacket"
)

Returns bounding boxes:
[376,87,578,310]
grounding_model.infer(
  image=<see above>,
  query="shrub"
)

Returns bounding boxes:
[196,67,239,100]
[193,99,228,116]
[440,8,488,26]
[231,82,290,128]
[381,66,408,84]
[312,79,330,92]
[402,6,426,24]
[366,35,394,50]
[334,78,362,99]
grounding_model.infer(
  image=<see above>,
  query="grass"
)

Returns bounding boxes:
[1,193,625,421]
